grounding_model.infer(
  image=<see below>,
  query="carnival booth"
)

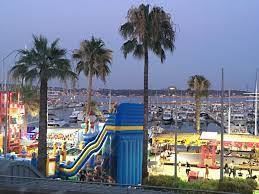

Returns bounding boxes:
[0,91,25,153]
[198,132,219,168]
[47,127,83,150]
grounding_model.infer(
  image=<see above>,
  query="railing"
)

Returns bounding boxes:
[0,175,239,194]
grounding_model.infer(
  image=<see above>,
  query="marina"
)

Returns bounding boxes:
[0,1,259,193]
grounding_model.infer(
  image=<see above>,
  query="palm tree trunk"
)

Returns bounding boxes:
[195,96,201,134]
[38,79,48,176]
[86,69,93,114]
[142,45,149,181]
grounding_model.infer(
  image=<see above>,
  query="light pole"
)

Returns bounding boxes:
[1,50,18,157]
[1,50,18,82]
[169,86,177,177]
[220,68,224,181]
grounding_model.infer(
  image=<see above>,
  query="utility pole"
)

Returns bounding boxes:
[255,70,258,136]
[228,90,231,134]
[174,124,178,178]
[220,68,224,181]
[173,87,178,178]
[1,50,18,158]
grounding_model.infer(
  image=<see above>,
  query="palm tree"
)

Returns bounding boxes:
[10,35,77,175]
[73,37,112,114]
[119,4,176,179]
[187,75,211,134]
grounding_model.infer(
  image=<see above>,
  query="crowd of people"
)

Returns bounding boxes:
[76,156,115,183]
[77,166,115,183]
[224,159,257,180]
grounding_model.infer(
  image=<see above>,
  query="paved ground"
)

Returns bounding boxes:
[149,155,259,182]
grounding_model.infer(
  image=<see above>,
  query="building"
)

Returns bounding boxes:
[0,91,25,153]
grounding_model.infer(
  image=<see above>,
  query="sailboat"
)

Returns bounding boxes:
[244,70,258,135]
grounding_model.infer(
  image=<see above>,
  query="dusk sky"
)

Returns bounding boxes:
[1,0,259,90]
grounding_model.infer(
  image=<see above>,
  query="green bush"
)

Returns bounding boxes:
[245,178,258,190]
[218,178,257,194]
[144,175,181,188]
[179,179,219,191]
[144,175,257,194]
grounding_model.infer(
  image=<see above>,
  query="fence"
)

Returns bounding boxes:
[0,175,239,194]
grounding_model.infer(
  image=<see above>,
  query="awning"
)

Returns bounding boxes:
[200,132,218,140]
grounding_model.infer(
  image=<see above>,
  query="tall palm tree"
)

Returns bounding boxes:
[10,35,76,175]
[73,36,112,114]
[119,4,176,179]
[187,75,211,134]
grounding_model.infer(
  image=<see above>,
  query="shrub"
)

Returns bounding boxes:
[144,175,181,188]
[218,178,257,194]
[144,175,257,194]
[245,178,258,190]
[179,179,218,191]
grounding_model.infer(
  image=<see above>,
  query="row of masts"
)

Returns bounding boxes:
[64,72,259,136]
[227,71,258,135]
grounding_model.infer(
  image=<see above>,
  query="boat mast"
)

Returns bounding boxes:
[108,89,112,112]
[255,70,258,136]
[180,90,183,106]
[156,90,158,105]
[228,90,231,134]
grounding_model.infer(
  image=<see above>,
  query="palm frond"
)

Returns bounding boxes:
[133,44,144,58]
[121,38,138,58]
[119,22,134,39]
[187,75,211,98]
[73,36,112,83]
[119,4,176,64]
[11,35,77,85]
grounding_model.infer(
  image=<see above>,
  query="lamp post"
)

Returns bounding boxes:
[169,86,177,177]
[220,68,224,181]
[1,50,18,157]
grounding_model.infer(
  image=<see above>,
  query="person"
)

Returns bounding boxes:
[178,161,182,172]
[78,170,86,181]
[160,152,165,160]
[186,145,190,152]
[95,154,102,166]
[21,147,27,158]
[107,175,115,183]
[224,159,229,174]
[93,166,102,182]
[85,162,93,181]
[238,169,243,177]
[85,162,92,172]
[205,164,209,179]
[186,162,191,175]
[9,155,15,160]
[31,152,37,169]
[248,168,253,178]
[229,160,235,177]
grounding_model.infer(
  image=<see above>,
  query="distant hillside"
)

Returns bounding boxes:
[1,83,249,97]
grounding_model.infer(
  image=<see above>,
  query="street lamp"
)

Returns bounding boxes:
[1,50,18,157]
[220,68,224,181]
[169,86,178,178]
[1,50,18,83]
